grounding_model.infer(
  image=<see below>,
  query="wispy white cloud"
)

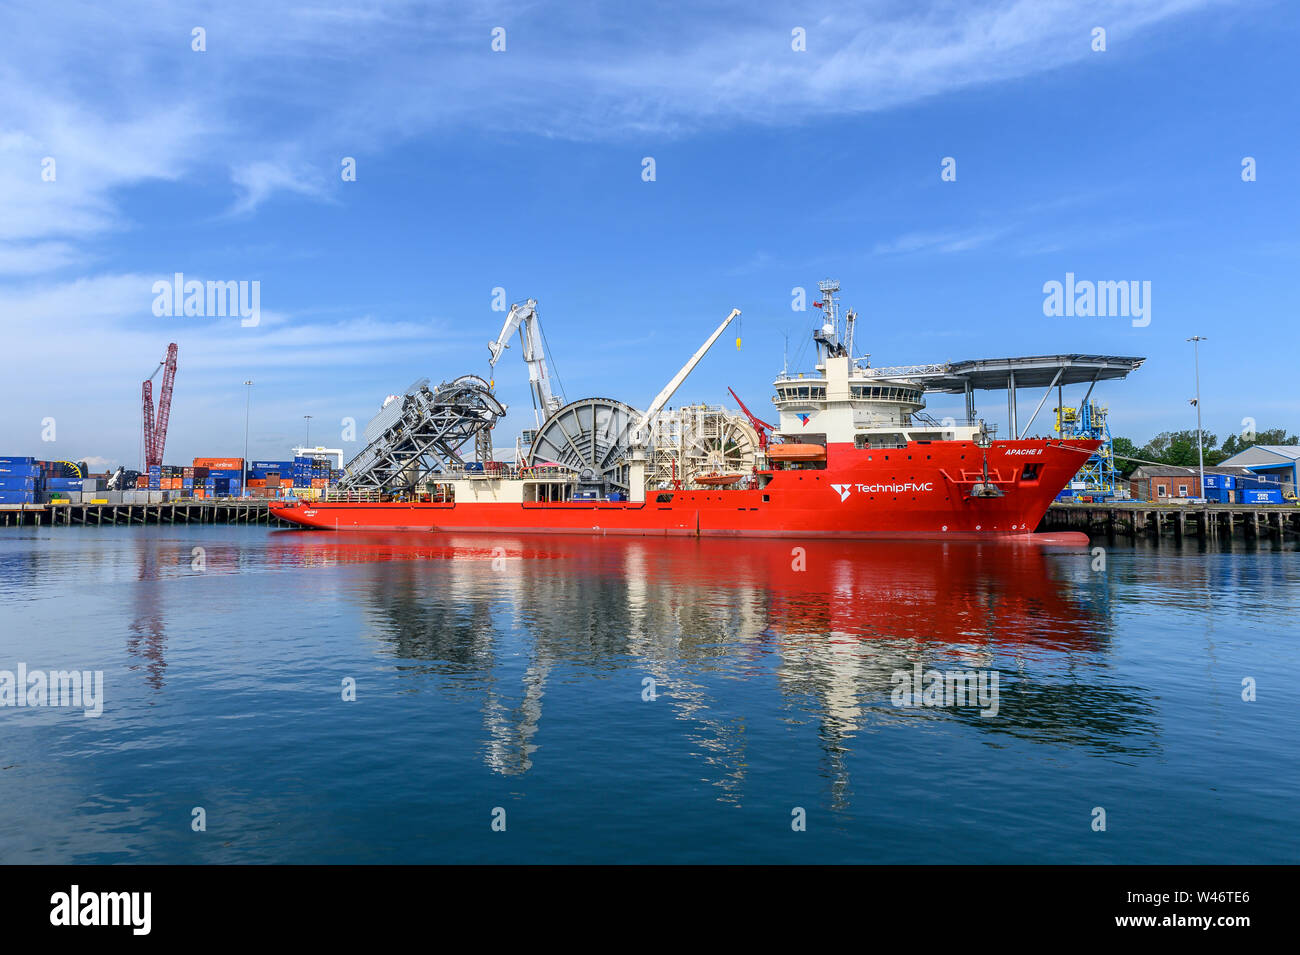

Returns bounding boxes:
[0,241,84,274]
[0,99,213,249]
[871,228,1009,256]
[227,160,333,217]
[0,0,1226,239]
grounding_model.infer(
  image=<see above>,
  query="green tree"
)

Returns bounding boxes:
[1253,428,1297,446]
[1139,430,1219,467]
[1110,437,1141,477]
[1219,428,1296,458]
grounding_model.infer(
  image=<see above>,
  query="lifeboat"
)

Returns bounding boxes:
[766,443,826,462]
[695,473,745,486]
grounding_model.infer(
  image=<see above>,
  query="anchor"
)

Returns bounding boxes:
[969,428,1004,499]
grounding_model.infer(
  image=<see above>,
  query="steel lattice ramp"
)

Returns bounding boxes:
[339,375,505,492]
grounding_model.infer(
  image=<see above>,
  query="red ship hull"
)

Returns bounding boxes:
[270,438,1097,540]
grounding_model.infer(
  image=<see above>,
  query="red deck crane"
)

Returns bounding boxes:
[142,343,178,470]
[727,386,775,450]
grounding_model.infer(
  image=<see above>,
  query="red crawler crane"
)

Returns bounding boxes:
[727,386,775,450]
[142,343,178,471]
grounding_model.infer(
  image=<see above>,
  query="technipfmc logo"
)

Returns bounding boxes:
[830,482,935,502]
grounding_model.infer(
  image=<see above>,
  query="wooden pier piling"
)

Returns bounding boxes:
[1042,502,1300,543]
[0,500,296,528]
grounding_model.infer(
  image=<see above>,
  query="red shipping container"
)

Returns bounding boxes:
[193,457,243,470]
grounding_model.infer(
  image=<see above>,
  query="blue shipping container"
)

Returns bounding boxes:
[0,477,36,490]
[1240,476,1278,492]
[0,490,37,504]
[1242,489,1283,504]
[0,456,36,466]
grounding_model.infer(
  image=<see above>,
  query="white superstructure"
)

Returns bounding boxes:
[772,281,985,449]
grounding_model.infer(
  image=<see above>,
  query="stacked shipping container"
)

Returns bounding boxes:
[2,452,344,504]
[1203,472,1287,504]
[0,456,39,504]
[0,457,92,504]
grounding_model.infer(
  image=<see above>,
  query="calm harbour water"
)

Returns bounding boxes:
[1,526,1297,864]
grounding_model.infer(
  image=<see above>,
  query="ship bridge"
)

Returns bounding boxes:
[862,354,1145,440]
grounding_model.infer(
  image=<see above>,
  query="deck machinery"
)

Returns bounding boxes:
[648,404,760,488]
[338,376,505,493]
[1055,401,1120,498]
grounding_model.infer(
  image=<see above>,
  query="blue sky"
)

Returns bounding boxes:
[1,0,1296,470]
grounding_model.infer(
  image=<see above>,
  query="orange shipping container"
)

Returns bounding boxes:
[193,457,243,470]
[247,479,266,488]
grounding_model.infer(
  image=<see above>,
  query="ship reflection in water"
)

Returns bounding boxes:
[263,532,1155,800]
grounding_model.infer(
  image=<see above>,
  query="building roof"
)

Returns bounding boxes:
[1218,445,1300,468]
[1130,465,1251,479]
[864,354,1146,393]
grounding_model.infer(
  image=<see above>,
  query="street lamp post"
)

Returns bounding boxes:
[1187,336,1207,501]
[242,380,253,496]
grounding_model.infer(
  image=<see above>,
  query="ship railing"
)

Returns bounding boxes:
[434,464,578,483]
[322,488,383,503]
[909,412,991,432]
[859,362,952,379]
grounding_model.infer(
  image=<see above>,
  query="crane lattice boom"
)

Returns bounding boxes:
[142,343,178,470]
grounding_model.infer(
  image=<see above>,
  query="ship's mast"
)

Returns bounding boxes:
[813,279,860,366]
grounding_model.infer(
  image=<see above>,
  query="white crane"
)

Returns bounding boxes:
[625,308,740,503]
[633,308,741,441]
[488,298,563,426]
